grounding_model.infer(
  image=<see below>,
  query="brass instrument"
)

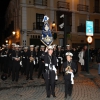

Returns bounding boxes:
[65,66,71,74]
[30,56,34,62]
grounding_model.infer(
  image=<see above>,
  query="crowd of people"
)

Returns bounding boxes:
[0,43,98,98]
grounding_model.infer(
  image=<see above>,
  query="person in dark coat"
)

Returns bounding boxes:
[8,43,16,77]
[34,46,39,72]
[22,47,28,75]
[26,45,36,80]
[83,45,88,72]
[63,52,77,98]
[56,46,63,74]
[42,45,57,98]
[38,45,45,78]
[12,45,21,82]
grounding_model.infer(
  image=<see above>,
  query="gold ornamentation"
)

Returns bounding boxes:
[65,66,71,74]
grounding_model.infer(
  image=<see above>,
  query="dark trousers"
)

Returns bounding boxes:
[21,60,27,75]
[12,61,20,81]
[58,63,62,73]
[38,61,44,78]
[45,79,55,96]
[43,71,55,96]
[8,60,13,76]
[65,79,73,96]
[26,62,34,79]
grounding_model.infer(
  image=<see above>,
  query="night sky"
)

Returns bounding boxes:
[0,0,10,45]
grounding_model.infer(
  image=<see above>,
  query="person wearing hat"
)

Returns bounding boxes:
[8,43,16,77]
[38,45,45,78]
[34,46,39,72]
[63,52,77,98]
[0,44,9,74]
[53,44,57,56]
[12,45,21,82]
[56,46,63,74]
[21,47,28,75]
[41,45,57,98]
[26,45,36,80]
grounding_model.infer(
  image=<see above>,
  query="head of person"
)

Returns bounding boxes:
[66,44,71,50]
[19,46,23,51]
[24,47,28,52]
[58,46,61,51]
[48,46,53,56]
[12,43,16,49]
[65,52,73,62]
[53,44,56,51]
[6,44,9,49]
[41,45,45,51]
[84,45,87,50]
[15,45,19,51]
[30,45,34,51]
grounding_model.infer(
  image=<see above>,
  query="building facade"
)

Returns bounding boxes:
[5,0,100,48]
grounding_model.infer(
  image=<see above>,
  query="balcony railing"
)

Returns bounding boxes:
[33,22,43,30]
[57,1,70,10]
[93,7,100,13]
[77,4,89,12]
[77,24,86,32]
[94,27,100,33]
[33,0,47,6]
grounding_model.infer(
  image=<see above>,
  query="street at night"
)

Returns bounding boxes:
[0,63,100,100]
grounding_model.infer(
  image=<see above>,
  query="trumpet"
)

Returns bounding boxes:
[65,66,71,74]
[30,57,34,62]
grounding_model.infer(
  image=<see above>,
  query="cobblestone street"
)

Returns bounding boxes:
[0,64,100,100]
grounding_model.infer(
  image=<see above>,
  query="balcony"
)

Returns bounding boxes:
[57,1,70,10]
[94,27,100,33]
[77,4,89,12]
[33,22,43,30]
[93,7,100,13]
[77,24,86,32]
[33,0,47,6]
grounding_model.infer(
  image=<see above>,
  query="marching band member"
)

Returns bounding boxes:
[22,47,28,75]
[12,45,21,82]
[26,45,36,80]
[41,45,57,98]
[38,45,45,78]
[57,46,63,74]
[63,52,77,98]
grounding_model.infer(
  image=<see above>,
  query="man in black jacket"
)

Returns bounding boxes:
[63,52,77,98]
[42,45,57,98]
[26,45,36,80]
[12,45,21,82]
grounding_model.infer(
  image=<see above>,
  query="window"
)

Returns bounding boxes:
[36,13,44,30]
[35,0,42,5]
[34,0,47,6]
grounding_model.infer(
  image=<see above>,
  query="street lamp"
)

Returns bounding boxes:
[5,40,8,43]
[52,21,55,28]
[12,31,16,35]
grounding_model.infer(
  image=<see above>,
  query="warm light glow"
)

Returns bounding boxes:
[9,40,12,45]
[5,40,8,43]
[87,36,93,43]
[52,21,56,27]
[12,31,16,35]
[16,30,20,39]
